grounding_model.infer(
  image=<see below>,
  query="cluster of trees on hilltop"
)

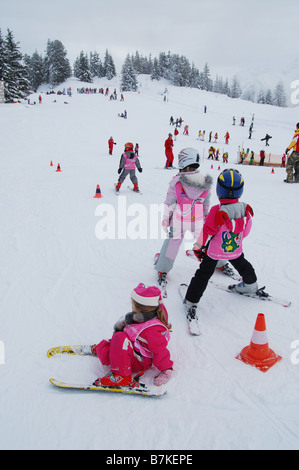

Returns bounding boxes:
[0,27,287,107]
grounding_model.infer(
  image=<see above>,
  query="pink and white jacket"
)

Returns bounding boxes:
[196,199,253,260]
[163,171,213,229]
[124,319,173,372]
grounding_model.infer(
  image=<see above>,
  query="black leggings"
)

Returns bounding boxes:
[185,253,257,304]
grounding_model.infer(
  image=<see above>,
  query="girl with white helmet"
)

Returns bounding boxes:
[155,148,213,286]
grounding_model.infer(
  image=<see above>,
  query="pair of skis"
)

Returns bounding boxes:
[115,185,143,195]
[48,345,166,397]
[163,250,291,336]
[185,249,291,308]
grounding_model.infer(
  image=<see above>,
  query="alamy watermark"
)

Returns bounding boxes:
[94,196,204,246]
[290,340,299,365]
[290,80,299,105]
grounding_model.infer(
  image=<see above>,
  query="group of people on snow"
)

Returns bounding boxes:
[93,121,299,390]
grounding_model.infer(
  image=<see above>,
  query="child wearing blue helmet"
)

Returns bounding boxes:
[183,168,258,322]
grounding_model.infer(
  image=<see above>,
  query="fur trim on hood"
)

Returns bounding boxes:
[179,171,213,192]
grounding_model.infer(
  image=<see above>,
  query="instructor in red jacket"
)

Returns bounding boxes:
[164,133,174,168]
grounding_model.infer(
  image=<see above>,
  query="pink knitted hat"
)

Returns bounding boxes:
[131,283,162,306]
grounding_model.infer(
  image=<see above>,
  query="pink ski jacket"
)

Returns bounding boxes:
[124,319,173,372]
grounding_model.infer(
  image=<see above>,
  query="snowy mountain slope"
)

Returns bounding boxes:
[0,76,298,450]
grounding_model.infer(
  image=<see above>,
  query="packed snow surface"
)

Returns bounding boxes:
[0,76,299,450]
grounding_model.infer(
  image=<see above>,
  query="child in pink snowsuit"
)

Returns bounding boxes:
[92,284,173,388]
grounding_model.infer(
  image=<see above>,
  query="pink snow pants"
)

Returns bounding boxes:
[95,332,152,376]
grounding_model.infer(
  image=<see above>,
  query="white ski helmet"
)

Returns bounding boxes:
[178,148,201,170]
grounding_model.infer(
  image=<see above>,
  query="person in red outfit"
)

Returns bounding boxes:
[108,137,116,155]
[164,133,174,168]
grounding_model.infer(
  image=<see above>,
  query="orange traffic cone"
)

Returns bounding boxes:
[50,160,53,167]
[56,163,62,172]
[94,185,102,198]
[236,313,281,372]
[271,167,275,174]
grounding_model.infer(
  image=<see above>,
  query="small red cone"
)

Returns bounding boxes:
[50,160,53,167]
[236,313,281,372]
[211,164,213,169]
[56,163,62,172]
[218,165,221,170]
[94,185,102,198]
[271,168,275,174]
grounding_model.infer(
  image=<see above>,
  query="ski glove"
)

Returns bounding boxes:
[118,168,122,174]
[215,210,230,226]
[193,245,206,261]
[154,369,172,386]
[138,168,143,173]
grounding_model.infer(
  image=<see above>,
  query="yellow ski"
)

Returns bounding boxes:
[47,345,94,358]
[49,378,166,397]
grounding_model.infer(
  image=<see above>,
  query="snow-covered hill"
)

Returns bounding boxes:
[0,75,298,450]
[232,57,299,105]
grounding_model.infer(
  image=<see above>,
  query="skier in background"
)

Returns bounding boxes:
[115,142,142,193]
[261,133,272,146]
[108,137,116,155]
[164,133,174,168]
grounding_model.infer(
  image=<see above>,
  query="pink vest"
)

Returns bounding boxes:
[207,215,252,260]
[124,153,137,170]
[174,182,208,223]
[124,319,170,359]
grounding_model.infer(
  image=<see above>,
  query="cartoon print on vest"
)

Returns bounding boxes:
[221,231,241,253]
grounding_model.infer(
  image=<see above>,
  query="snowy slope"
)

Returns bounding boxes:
[0,75,299,450]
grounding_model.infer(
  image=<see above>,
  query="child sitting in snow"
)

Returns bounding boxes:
[92,283,173,388]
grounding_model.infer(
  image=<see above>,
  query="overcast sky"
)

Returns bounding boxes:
[0,0,298,78]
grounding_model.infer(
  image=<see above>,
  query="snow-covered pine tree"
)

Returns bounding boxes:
[73,51,92,83]
[89,51,104,78]
[273,81,287,107]
[120,54,137,91]
[200,63,213,91]
[151,58,161,81]
[2,29,29,102]
[44,39,72,86]
[189,63,200,89]
[103,49,116,80]
[257,90,266,104]
[24,51,44,90]
[171,54,191,87]
[265,89,273,105]
[0,29,5,83]
[230,75,242,99]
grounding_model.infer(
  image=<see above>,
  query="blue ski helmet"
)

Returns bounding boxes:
[216,168,244,199]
